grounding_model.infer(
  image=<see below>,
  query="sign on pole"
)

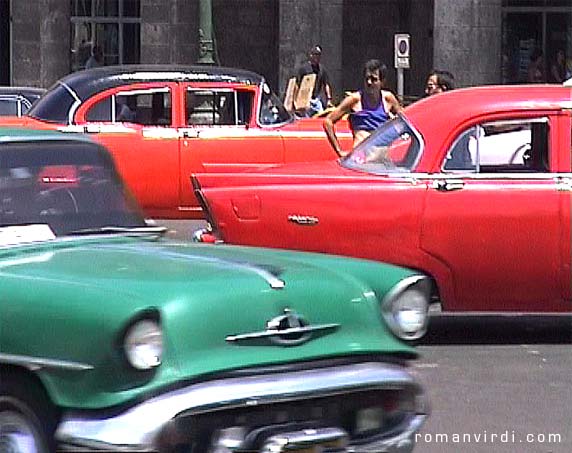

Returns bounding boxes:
[394,33,410,99]
[394,33,410,69]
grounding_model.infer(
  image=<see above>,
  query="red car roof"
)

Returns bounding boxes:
[405,84,572,133]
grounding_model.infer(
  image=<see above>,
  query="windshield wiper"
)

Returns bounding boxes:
[67,226,168,237]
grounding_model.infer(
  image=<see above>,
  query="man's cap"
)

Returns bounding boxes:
[310,45,322,55]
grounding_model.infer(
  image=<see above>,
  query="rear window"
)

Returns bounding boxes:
[0,141,145,235]
[28,83,76,124]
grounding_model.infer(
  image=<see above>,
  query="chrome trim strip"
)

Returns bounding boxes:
[56,362,422,449]
[225,323,340,343]
[409,172,572,181]
[0,353,93,371]
[59,81,82,125]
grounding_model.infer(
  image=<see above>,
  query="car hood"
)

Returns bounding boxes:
[0,236,416,407]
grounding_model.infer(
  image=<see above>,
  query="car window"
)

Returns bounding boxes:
[259,83,291,125]
[0,99,18,116]
[86,89,172,126]
[342,115,423,174]
[28,82,76,123]
[443,118,549,173]
[0,141,144,236]
[186,89,251,126]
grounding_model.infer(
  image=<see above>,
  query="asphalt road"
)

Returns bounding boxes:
[158,219,572,453]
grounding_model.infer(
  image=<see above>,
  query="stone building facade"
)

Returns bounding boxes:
[0,0,570,101]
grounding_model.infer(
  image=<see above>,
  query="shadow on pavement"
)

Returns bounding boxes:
[421,314,572,345]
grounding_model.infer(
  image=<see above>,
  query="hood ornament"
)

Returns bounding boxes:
[226,309,339,346]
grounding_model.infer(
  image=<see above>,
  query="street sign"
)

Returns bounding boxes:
[394,33,410,69]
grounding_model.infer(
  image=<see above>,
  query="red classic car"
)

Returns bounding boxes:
[194,85,572,314]
[0,65,351,219]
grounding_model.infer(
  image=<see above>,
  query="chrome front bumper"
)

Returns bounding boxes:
[56,362,428,452]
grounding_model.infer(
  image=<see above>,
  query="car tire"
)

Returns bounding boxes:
[0,374,57,453]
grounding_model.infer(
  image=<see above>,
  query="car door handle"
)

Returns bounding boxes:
[433,180,465,192]
[180,129,199,139]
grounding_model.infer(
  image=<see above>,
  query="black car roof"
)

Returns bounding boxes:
[55,65,265,101]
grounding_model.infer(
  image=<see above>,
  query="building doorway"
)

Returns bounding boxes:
[0,0,10,85]
[502,2,572,84]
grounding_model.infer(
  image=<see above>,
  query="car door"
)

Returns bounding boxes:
[178,83,284,208]
[73,83,180,217]
[420,114,569,312]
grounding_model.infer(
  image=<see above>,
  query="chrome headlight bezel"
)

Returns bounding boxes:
[381,275,431,341]
[123,317,163,370]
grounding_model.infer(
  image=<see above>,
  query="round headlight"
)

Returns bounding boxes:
[382,277,430,341]
[124,319,163,370]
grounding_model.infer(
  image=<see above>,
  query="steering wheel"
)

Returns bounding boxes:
[35,188,80,216]
[509,143,531,165]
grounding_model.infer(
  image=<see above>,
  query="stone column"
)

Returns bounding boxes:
[141,0,197,64]
[278,0,343,101]
[433,0,502,87]
[12,0,70,87]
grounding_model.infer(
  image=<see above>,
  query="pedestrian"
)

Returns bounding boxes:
[85,45,103,69]
[117,96,137,122]
[549,49,567,83]
[527,47,545,83]
[424,69,455,96]
[323,59,401,154]
[294,45,333,116]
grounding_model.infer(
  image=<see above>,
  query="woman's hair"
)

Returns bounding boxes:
[429,69,455,91]
[363,59,388,81]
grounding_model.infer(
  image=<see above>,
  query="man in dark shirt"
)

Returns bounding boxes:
[294,45,333,116]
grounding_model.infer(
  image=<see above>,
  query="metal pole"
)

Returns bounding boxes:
[397,68,404,99]
[198,0,215,64]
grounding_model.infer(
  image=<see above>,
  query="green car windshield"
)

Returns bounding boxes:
[341,115,423,174]
[0,140,146,237]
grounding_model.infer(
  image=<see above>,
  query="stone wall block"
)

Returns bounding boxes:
[143,2,171,22]
[12,41,41,85]
[142,23,171,46]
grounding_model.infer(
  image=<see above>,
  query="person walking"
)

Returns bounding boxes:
[294,45,333,116]
[85,45,103,69]
[323,59,401,154]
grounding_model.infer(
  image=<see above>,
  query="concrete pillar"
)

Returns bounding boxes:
[12,0,70,87]
[433,0,502,87]
[141,0,197,64]
[278,0,343,101]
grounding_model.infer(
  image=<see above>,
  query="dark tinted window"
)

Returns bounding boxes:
[86,96,112,121]
[0,141,145,235]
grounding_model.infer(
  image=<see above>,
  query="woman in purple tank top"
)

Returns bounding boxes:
[323,59,402,155]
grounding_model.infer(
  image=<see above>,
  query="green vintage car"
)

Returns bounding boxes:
[0,128,430,452]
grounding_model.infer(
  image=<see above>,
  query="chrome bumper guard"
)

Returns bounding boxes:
[56,362,428,452]
[192,227,222,244]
